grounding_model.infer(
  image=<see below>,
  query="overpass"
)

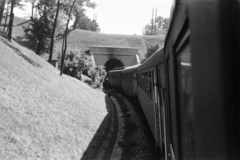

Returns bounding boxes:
[90,46,140,71]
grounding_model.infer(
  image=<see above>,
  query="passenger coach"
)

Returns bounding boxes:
[121,65,139,98]
[107,69,122,87]
[163,0,240,159]
[136,47,167,156]
[107,0,240,159]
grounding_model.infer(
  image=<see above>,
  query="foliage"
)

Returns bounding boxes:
[73,10,100,32]
[142,16,169,35]
[59,47,106,89]
[72,0,96,30]
[23,0,55,55]
[48,0,60,62]
[23,17,52,55]
[89,66,106,89]
[142,24,162,35]
[155,16,169,30]
[60,0,76,75]
[142,44,159,62]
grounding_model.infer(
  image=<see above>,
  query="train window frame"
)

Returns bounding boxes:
[149,71,152,100]
[145,72,147,94]
[146,72,149,96]
[173,20,195,159]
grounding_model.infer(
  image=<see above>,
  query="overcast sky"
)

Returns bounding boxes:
[14,0,173,35]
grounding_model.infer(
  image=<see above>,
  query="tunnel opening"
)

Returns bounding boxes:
[104,58,124,71]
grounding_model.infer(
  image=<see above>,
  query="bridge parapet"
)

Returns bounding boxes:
[90,46,140,69]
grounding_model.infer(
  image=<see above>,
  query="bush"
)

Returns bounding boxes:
[89,66,106,89]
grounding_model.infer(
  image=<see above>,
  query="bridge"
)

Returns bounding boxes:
[90,46,140,71]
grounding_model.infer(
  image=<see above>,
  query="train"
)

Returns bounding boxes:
[107,0,240,159]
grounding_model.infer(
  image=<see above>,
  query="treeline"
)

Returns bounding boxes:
[142,16,169,35]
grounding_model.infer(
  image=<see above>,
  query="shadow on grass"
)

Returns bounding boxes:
[55,29,75,41]
[0,36,42,68]
[13,36,32,50]
[81,95,119,160]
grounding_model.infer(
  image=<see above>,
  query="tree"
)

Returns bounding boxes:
[7,0,14,41]
[72,0,96,30]
[3,0,9,31]
[155,16,169,30]
[60,0,76,75]
[23,0,55,54]
[48,0,60,62]
[73,12,100,32]
[0,0,6,29]
[143,16,169,35]
[24,17,52,54]
[146,44,159,58]
[142,44,159,62]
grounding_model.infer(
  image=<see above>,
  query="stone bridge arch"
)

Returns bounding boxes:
[90,46,140,71]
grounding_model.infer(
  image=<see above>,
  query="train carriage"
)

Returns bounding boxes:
[106,0,240,159]
[121,64,139,97]
[107,69,123,87]
[164,0,240,159]
[136,47,167,156]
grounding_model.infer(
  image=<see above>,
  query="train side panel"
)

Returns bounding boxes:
[164,0,240,159]
[107,70,122,87]
[137,48,165,154]
[121,65,139,97]
[137,68,156,139]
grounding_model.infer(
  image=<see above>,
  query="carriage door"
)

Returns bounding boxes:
[157,64,168,160]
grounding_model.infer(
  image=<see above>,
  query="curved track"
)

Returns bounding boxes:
[81,89,158,160]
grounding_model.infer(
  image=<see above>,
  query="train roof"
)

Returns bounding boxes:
[107,68,124,73]
[137,47,164,72]
[122,64,140,73]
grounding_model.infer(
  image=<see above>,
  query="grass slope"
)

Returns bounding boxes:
[0,34,108,159]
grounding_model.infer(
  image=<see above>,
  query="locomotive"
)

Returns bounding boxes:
[108,0,240,159]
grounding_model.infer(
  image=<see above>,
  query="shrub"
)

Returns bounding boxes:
[89,66,106,89]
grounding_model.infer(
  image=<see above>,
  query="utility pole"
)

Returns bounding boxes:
[0,0,6,29]
[151,8,154,35]
[93,14,97,31]
[155,8,157,34]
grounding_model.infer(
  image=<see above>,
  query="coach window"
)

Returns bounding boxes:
[143,73,147,93]
[149,71,152,100]
[143,73,146,93]
[140,74,142,88]
[146,72,148,95]
[146,72,149,96]
[176,40,195,159]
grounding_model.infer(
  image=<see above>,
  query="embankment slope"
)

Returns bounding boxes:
[0,35,108,159]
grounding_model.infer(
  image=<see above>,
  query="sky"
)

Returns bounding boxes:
[14,0,173,35]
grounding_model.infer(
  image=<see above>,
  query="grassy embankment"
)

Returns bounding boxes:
[0,32,108,159]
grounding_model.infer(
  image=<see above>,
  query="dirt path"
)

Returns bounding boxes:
[81,90,158,160]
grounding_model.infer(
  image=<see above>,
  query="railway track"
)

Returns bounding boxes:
[81,89,158,160]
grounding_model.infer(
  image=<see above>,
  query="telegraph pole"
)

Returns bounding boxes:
[151,8,154,35]
[155,8,157,34]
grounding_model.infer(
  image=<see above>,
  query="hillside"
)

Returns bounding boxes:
[0,33,108,159]
[11,16,165,60]
[55,29,165,60]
